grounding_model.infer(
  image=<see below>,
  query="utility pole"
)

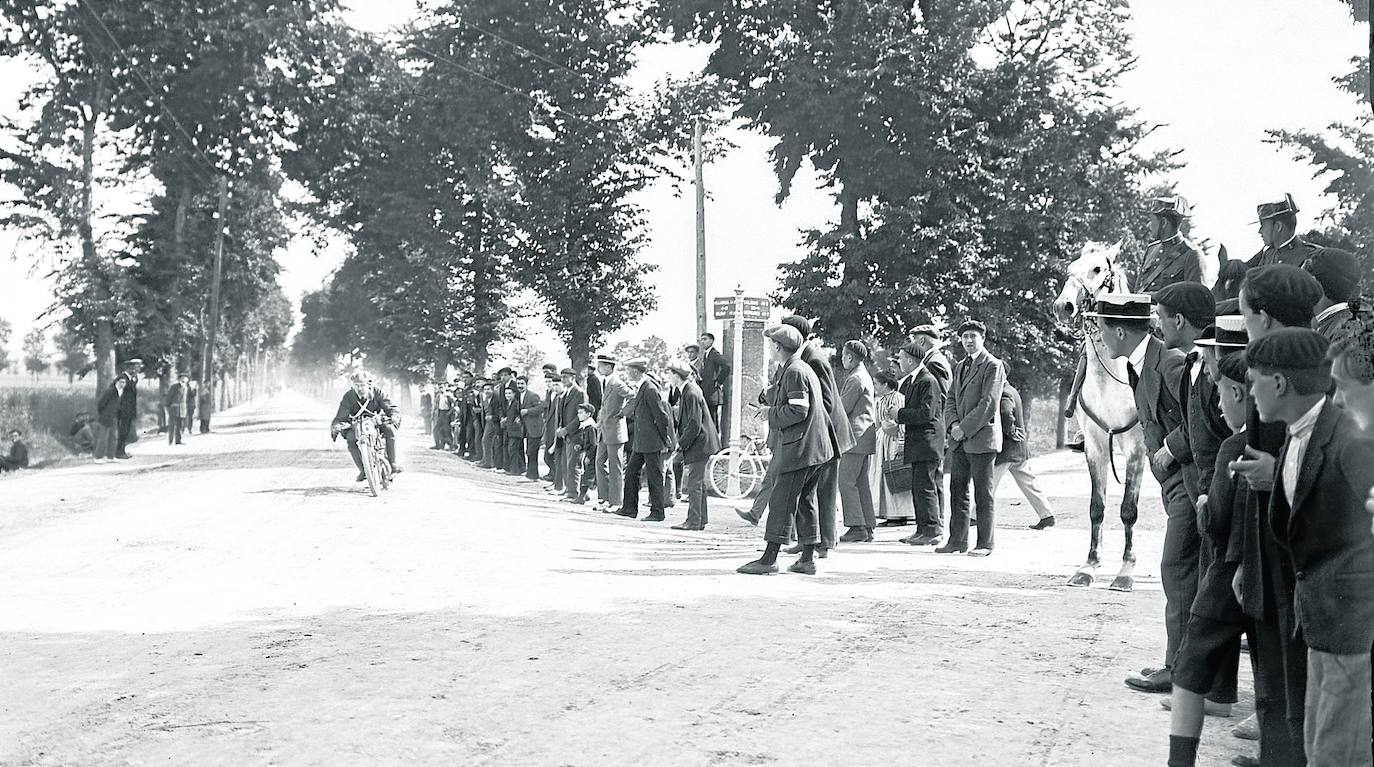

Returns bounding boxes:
[694,117,707,337]
[202,176,229,424]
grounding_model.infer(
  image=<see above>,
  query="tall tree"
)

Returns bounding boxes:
[22,327,49,376]
[55,324,94,383]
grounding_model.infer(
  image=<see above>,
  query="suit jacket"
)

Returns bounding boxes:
[165,383,190,418]
[97,381,123,427]
[1244,237,1321,270]
[1194,430,1248,623]
[839,365,876,455]
[1164,354,1229,502]
[484,391,504,427]
[5,441,29,468]
[518,390,544,437]
[1136,236,1203,293]
[943,350,1005,455]
[559,385,586,434]
[996,383,1029,466]
[1315,303,1363,344]
[543,391,562,444]
[586,372,604,416]
[628,377,671,454]
[925,350,953,394]
[699,347,731,406]
[768,352,835,472]
[597,374,632,445]
[896,367,944,464]
[1269,403,1374,653]
[674,380,720,463]
[332,387,398,425]
[801,343,855,456]
[116,372,139,421]
[1132,337,1186,482]
[502,397,524,437]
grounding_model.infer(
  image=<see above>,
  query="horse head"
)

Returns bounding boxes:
[1054,240,1125,323]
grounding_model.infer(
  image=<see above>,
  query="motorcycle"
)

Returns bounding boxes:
[334,405,395,497]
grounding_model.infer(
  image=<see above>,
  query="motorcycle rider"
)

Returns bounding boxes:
[330,370,402,482]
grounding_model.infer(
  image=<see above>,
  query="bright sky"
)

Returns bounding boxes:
[0,0,1367,367]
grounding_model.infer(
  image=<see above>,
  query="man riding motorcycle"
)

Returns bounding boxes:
[331,371,403,482]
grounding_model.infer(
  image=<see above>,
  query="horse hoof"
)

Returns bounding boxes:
[1068,571,1095,588]
[1109,575,1135,592]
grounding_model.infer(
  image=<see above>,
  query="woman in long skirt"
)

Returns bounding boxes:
[873,372,915,524]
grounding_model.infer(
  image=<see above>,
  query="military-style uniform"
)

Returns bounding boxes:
[1137,234,1204,292]
[1244,235,1321,270]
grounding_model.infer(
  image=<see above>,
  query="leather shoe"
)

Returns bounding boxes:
[878,519,910,527]
[968,547,992,557]
[391,465,403,474]
[784,543,804,555]
[838,527,869,543]
[906,534,941,546]
[355,472,366,482]
[642,514,666,522]
[818,547,828,559]
[602,506,622,515]
[614,509,637,518]
[1124,667,1172,693]
[787,559,816,575]
[737,560,778,575]
[1231,713,1259,740]
[934,543,967,554]
[1029,515,1055,530]
[736,509,760,526]
[671,523,703,531]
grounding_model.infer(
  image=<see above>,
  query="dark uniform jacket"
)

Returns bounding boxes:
[628,378,671,454]
[800,343,855,457]
[116,372,139,422]
[768,352,835,472]
[995,383,1029,466]
[674,380,720,464]
[1137,235,1204,293]
[896,366,944,464]
[1270,403,1374,654]
[1131,337,1186,483]
[332,387,398,426]
[943,350,1006,455]
[1244,236,1321,270]
[1164,353,1229,503]
[699,346,731,407]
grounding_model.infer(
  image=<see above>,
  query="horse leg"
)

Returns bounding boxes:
[1068,425,1107,588]
[1110,436,1146,592]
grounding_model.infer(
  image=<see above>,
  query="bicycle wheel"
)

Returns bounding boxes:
[376,444,391,491]
[707,453,763,500]
[359,440,380,497]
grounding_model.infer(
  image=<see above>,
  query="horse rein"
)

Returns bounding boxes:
[1064,264,1140,484]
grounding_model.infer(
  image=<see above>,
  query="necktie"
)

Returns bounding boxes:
[1128,364,1140,389]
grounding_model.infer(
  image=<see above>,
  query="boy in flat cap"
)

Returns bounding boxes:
[940,319,1005,556]
[1245,194,1322,270]
[1088,294,1191,694]
[1138,196,1205,292]
[1248,328,1374,766]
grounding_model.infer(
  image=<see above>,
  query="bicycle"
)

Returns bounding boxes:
[349,406,394,498]
[705,433,770,500]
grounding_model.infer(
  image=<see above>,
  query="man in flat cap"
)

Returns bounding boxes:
[1245,194,1321,270]
[781,315,853,556]
[542,372,563,489]
[738,324,835,575]
[696,332,732,443]
[593,354,631,510]
[1138,196,1205,293]
[114,358,143,459]
[894,337,947,546]
[667,358,718,530]
[1304,247,1367,344]
[940,319,1005,557]
[556,367,588,500]
[1089,295,1189,694]
[616,357,672,521]
[1248,328,1374,766]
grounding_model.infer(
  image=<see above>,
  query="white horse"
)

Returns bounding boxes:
[1053,241,1147,591]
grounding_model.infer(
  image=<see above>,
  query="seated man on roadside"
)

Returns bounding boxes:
[330,371,402,482]
[0,429,30,472]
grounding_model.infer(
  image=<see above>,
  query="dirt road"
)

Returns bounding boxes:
[0,392,1252,766]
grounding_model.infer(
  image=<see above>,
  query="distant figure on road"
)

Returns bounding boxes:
[330,371,402,483]
[94,376,126,463]
[115,358,143,460]
[196,379,212,434]
[164,373,191,446]
[0,429,29,472]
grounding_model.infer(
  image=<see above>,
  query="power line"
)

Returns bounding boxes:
[74,0,220,183]
[449,17,591,86]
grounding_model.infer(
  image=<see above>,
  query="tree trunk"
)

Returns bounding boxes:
[467,196,498,374]
[835,177,867,343]
[82,75,116,391]
[567,336,590,373]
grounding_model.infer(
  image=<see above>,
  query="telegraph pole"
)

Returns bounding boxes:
[693,117,707,337]
[202,176,229,420]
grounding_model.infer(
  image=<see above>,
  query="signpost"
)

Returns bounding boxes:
[714,287,768,496]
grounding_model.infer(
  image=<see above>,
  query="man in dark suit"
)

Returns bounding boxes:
[667,359,719,530]
[697,332,731,442]
[1138,196,1205,293]
[616,358,672,521]
[895,339,946,546]
[419,383,434,437]
[781,316,854,555]
[555,368,587,500]
[514,375,544,481]
[738,324,836,575]
[329,371,402,481]
[164,372,191,446]
[0,429,29,471]
[1249,329,1374,765]
[542,373,563,490]
[1244,194,1322,271]
[940,320,1006,556]
[467,377,486,463]
[431,379,452,450]
[115,358,143,460]
[585,362,604,418]
[1090,294,1190,695]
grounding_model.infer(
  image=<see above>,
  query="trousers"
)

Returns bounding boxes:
[622,451,665,516]
[167,414,184,445]
[765,464,823,546]
[992,459,1054,521]
[1160,472,1200,670]
[813,458,839,549]
[1305,649,1373,767]
[524,437,542,480]
[596,440,625,504]
[838,452,876,529]
[948,447,995,550]
[911,459,943,537]
[684,460,708,527]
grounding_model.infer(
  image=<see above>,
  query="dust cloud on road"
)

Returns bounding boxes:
[1,392,1253,766]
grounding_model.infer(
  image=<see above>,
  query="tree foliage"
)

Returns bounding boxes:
[22,327,48,376]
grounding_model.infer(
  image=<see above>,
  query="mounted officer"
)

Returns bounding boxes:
[1137,195,1203,292]
[1244,192,1321,270]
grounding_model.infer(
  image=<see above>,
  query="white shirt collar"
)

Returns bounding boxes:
[1127,335,1150,371]
[1287,398,1325,438]
[1314,302,1350,325]
[1275,234,1297,250]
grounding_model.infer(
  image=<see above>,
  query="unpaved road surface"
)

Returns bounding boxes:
[1,392,1253,766]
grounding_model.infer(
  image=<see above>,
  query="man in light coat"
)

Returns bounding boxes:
[667,359,719,530]
[940,320,1006,556]
[593,354,631,510]
[615,358,672,521]
[837,340,877,542]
